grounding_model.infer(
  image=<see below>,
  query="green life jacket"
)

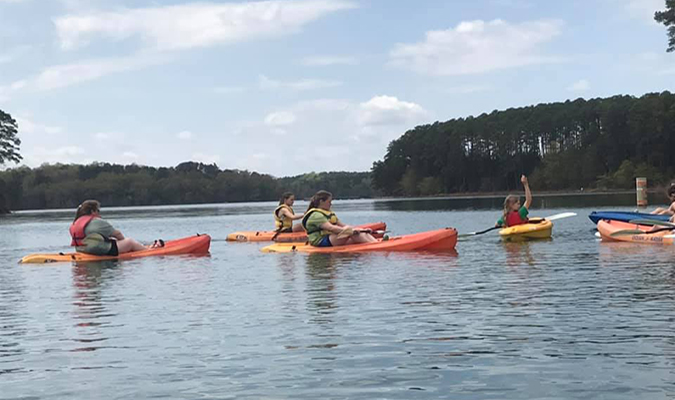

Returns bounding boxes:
[302,208,339,238]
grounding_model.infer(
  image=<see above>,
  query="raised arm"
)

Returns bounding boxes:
[522,175,532,209]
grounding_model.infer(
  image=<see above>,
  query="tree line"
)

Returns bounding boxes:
[0,162,374,211]
[372,92,675,195]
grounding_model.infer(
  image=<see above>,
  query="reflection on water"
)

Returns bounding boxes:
[1,197,675,399]
[71,261,120,353]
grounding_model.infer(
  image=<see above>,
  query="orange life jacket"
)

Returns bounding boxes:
[69,215,98,246]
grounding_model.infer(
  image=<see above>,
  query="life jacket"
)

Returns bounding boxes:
[302,208,339,236]
[69,214,99,246]
[274,204,294,231]
[505,210,528,227]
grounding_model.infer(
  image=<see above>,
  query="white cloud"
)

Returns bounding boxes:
[264,111,297,126]
[94,132,110,140]
[232,94,429,174]
[358,95,428,126]
[301,55,358,66]
[389,19,564,76]
[23,146,86,165]
[32,53,168,91]
[258,74,342,91]
[54,0,357,51]
[122,151,139,159]
[15,116,63,135]
[177,130,193,140]
[567,79,590,92]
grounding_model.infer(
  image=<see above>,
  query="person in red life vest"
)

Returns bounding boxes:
[70,200,160,256]
[495,175,532,228]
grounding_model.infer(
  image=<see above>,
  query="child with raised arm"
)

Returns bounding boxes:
[496,175,532,228]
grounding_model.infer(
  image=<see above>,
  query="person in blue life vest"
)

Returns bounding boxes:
[496,175,533,228]
[69,200,161,256]
[273,192,305,233]
[302,190,378,247]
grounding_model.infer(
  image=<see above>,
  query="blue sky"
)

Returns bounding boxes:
[0,0,673,176]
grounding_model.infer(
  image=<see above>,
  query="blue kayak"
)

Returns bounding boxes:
[588,211,670,225]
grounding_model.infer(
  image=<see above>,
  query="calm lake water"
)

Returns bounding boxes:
[1,194,674,399]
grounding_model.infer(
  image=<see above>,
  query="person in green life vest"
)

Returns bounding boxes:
[274,192,305,233]
[302,190,377,247]
[69,200,161,256]
[496,175,532,228]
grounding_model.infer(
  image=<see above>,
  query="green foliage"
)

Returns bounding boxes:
[0,178,8,214]
[0,110,22,165]
[0,162,376,211]
[373,92,675,195]
[655,0,675,52]
[418,177,444,196]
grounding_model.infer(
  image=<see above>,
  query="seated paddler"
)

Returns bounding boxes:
[274,192,305,233]
[302,190,377,247]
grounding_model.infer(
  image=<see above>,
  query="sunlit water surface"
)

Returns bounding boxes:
[1,194,674,399]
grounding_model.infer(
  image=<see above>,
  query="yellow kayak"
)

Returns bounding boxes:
[499,218,552,241]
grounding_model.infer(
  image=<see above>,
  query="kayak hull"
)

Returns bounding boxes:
[227,222,386,242]
[499,218,553,242]
[20,234,211,264]
[597,220,674,245]
[588,211,670,225]
[260,228,457,253]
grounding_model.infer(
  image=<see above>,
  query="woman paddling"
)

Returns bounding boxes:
[70,200,160,256]
[496,175,533,228]
[274,192,305,233]
[302,190,377,247]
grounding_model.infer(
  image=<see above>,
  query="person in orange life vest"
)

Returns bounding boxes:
[496,175,532,228]
[70,200,159,256]
[273,192,305,233]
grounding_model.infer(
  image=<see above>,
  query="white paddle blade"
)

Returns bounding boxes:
[594,231,601,238]
[545,212,577,221]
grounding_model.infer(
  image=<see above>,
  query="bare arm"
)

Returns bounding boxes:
[522,175,532,209]
[319,221,344,234]
[280,208,304,221]
[111,229,125,240]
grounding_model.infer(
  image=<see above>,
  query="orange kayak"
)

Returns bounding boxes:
[597,220,675,245]
[227,222,387,242]
[261,228,457,253]
[20,234,211,264]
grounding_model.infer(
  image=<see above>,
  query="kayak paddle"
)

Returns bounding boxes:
[544,212,577,221]
[610,227,673,237]
[628,219,675,228]
[458,226,500,238]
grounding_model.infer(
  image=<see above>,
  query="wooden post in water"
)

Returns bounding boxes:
[636,177,648,207]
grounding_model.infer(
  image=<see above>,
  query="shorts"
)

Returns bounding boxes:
[316,235,332,247]
[107,240,119,256]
